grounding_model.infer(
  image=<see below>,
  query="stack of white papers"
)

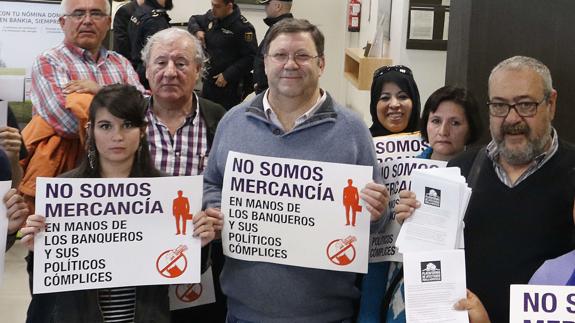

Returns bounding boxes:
[396,167,471,252]
[396,167,471,323]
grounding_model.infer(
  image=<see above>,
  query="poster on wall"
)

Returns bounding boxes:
[0,1,64,75]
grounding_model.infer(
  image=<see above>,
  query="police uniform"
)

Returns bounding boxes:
[113,0,139,60]
[188,4,257,110]
[128,3,171,89]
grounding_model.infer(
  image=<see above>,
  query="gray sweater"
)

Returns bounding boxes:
[203,92,381,322]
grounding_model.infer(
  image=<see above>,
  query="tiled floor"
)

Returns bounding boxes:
[1,241,31,322]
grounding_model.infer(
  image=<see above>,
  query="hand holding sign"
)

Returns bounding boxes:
[20,214,46,251]
[191,211,216,247]
[360,182,390,222]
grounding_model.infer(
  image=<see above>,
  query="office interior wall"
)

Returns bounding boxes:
[172,0,446,125]
[345,0,447,124]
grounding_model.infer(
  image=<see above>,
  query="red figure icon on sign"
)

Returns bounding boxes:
[343,179,361,226]
[176,283,203,303]
[156,245,188,278]
[326,236,357,266]
[173,190,192,235]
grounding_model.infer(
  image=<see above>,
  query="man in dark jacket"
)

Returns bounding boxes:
[112,0,140,59]
[253,0,293,94]
[187,0,257,110]
[396,56,575,323]
[128,0,172,88]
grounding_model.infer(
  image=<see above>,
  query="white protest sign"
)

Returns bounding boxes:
[33,176,203,294]
[221,151,373,273]
[370,158,446,262]
[169,266,216,310]
[0,180,11,285]
[510,284,575,323]
[373,132,428,163]
[370,132,439,262]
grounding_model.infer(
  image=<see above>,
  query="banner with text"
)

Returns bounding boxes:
[510,284,575,322]
[221,151,373,273]
[0,2,63,73]
[33,176,203,294]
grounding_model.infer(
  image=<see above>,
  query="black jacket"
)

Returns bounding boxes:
[128,3,171,88]
[187,5,257,86]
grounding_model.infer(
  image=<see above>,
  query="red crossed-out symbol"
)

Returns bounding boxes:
[156,245,188,278]
[326,236,357,266]
[176,283,203,303]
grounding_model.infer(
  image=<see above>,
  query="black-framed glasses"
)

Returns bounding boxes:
[64,10,108,21]
[486,95,549,117]
[373,65,413,78]
[265,52,320,65]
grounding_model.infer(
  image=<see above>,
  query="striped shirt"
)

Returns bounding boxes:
[30,41,144,137]
[146,96,208,176]
[98,287,136,323]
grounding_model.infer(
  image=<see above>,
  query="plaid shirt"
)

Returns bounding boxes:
[30,42,144,137]
[146,96,208,176]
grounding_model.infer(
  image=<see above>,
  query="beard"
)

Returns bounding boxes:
[494,121,551,165]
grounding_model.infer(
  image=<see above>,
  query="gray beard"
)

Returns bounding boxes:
[496,126,551,165]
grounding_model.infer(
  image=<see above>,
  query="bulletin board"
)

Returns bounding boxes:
[406,0,449,51]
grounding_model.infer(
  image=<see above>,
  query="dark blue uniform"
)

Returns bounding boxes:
[128,3,171,89]
[188,5,257,110]
[113,0,139,60]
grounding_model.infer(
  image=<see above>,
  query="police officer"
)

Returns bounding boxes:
[188,0,258,110]
[113,0,141,60]
[253,0,293,94]
[128,0,172,89]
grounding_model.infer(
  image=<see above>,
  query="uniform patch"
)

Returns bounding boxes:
[245,32,254,42]
[208,21,213,30]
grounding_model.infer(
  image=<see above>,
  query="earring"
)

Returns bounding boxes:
[88,145,96,170]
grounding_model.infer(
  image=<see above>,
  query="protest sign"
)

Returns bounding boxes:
[370,132,446,262]
[34,176,203,294]
[169,266,216,310]
[510,284,575,323]
[373,132,429,163]
[221,151,373,273]
[370,158,446,262]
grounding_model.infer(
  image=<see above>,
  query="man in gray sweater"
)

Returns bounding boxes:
[203,19,390,322]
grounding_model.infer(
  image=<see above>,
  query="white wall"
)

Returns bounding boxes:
[345,0,447,124]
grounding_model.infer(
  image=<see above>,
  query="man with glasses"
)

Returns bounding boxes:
[202,19,390,322]
[396,56,575,322]
[30,0,143,138]
[187,0,258,110]
[23,0,144,209]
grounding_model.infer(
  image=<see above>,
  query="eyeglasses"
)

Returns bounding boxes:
[266,52,320,65]
[63,10,108,21]
[487,95,549,117]
[374,65,413,78]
